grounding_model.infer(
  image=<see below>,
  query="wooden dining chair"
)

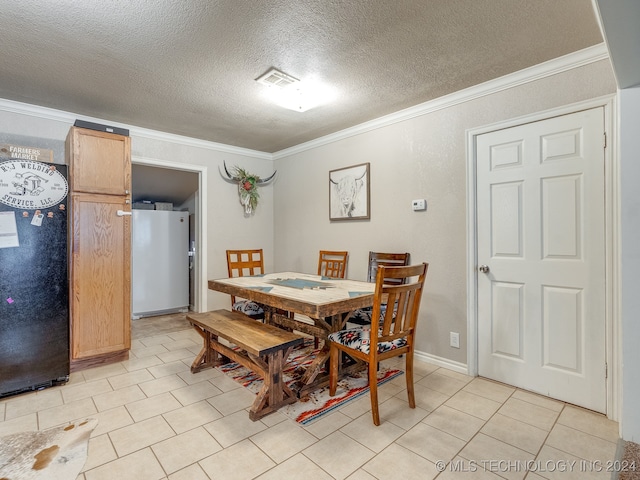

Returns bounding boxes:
[328,262,428,425]
[350,251,411,326]
[226,249,265,320]
[367,251,411,283]
[317,250,348,278]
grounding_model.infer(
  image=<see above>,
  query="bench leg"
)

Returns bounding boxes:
[190,325,225,373]
[189,319,299,420]
[249,346,297,421]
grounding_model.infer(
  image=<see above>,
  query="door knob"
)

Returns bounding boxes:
[479,265,490,273]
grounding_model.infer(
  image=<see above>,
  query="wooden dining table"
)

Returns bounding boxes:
[208,272,376,397]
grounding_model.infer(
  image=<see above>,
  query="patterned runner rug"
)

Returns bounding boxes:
[0,418,97,479]
[218,340,403,424]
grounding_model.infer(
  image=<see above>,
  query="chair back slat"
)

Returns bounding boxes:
[226,249,265,306]
[395,290,408,334]
[371,263,428,348]
[318,250,348,278]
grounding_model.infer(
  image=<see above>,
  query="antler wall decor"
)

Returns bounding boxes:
[219,161,276,215]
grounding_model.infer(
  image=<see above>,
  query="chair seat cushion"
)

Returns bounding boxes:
[232,300,264,318]
[328,328,407,355]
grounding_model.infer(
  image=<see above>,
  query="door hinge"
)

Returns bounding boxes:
[605,362,608,379]
[604,132,607,149]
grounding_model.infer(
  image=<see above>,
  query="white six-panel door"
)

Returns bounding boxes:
[476,107,606,412]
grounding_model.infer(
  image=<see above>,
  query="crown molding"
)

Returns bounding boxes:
[0,98,272,160]
[273,43,610,159]
[130,126,272,160]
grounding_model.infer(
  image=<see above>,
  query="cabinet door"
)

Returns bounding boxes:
[70,193,131,359]
[67,127,131,195]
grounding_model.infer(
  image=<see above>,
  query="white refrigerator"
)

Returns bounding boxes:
[132,210,189,318]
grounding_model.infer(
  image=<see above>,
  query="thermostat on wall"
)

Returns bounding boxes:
[412,199,427,211]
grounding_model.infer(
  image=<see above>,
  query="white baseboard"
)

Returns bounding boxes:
[414,349,469,375]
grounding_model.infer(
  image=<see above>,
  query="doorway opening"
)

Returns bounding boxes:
[131,157,208,318]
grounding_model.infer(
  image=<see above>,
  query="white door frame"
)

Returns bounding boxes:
[131,156,208,314]
[465,95,619,420]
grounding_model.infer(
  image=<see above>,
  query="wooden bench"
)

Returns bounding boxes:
[187,309,305,421]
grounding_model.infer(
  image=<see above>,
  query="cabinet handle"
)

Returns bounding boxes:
[116,210,132,217]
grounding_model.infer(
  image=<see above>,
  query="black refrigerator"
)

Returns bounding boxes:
[0,158,70,397]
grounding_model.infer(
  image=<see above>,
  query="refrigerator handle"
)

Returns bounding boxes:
[117,210,132,217]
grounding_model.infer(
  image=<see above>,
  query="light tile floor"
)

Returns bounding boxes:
[0,314,621,480]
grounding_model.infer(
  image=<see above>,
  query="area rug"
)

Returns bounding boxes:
[218,340,403,424]
[0,418,97,480]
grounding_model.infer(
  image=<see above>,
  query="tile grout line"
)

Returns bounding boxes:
[433,382,512,478]
[440,384,566,479]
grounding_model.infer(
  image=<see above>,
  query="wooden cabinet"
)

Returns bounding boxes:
[67,127,132,371]
[68,127,131,195]
[70,193,131,361]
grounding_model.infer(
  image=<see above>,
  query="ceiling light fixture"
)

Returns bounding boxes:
[256,68,334,113]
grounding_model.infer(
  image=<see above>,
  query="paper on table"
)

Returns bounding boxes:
[0,211,19,248]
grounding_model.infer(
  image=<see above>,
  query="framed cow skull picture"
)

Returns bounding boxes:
[329,162,370,221]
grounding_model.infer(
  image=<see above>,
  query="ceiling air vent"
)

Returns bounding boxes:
[256,68,299,88]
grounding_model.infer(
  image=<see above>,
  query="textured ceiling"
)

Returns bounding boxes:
[0,0,602,153]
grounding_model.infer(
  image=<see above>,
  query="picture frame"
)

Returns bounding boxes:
[329,162,370,221]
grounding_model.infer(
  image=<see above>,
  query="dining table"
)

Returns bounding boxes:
[208,271,376,397]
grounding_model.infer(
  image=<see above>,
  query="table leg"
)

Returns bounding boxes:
[263,306,273,325]
[296,312,364,395]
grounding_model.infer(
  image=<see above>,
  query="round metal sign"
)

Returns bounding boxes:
[0,160,68,210]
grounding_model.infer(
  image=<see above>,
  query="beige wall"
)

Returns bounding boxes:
[273,59,616,364]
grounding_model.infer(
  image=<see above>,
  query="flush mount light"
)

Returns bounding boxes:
[255,68,334,113]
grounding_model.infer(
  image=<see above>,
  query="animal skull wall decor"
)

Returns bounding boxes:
[220,161,276,215]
